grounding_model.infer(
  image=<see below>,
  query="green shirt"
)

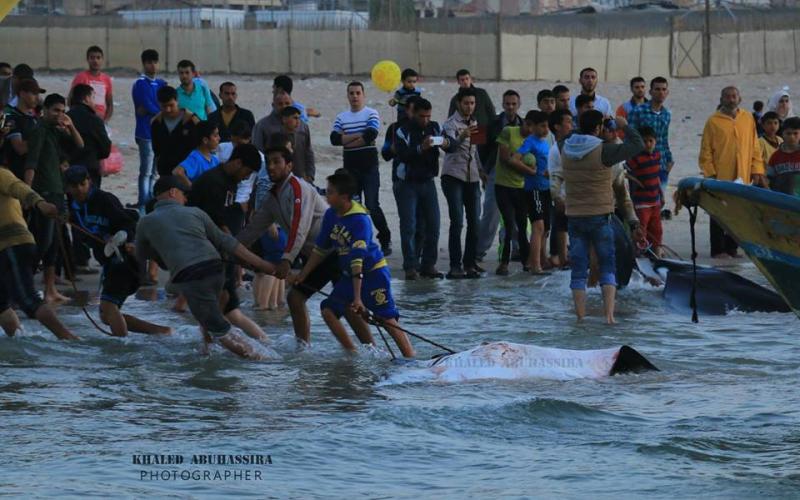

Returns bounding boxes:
[26,123,72,196]
[495,126,526,189]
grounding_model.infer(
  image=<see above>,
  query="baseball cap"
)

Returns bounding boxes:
[18,78,46,94]
[64,165,90,185]
[153,176,191,196]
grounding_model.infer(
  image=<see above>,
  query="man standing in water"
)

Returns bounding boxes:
[560,111,642,324]
[237,145,330,347]
[0,167,78,340]
[136,177,276,359]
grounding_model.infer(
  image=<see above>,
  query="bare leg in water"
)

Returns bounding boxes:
[99,301,171,337]
[322,308,357,352]
[602,284,616,325]
[0,308,21,337]
[287,288,311,346]
[379,318,415,358]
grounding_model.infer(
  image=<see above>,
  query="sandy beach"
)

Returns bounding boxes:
[33,71,798,269]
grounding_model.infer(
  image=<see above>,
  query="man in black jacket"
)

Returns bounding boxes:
[67,83,111,188]
[64,165,171,337]
[151,86,199,178]
[207,81,255,143]
[394,98,453,280]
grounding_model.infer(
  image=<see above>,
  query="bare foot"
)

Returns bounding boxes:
[46,291,70,304]
[156,326,172,335]
[172,304,187,313]
[606,316,617,325]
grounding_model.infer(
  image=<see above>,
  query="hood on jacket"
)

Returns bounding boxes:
[563,133,603,160]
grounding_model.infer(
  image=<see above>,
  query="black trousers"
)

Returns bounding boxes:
[709,217,738,256]
[495,184,530,265]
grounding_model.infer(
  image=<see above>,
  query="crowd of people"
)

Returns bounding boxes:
[0,46,798,359]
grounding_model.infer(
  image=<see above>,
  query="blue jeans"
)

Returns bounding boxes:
[394,178,440,271]
[136,138,155,207]
[568,214,616,290]
[344,164,391,245]
[441,175,481,271]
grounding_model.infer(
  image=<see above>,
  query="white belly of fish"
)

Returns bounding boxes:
[384,342,621,384]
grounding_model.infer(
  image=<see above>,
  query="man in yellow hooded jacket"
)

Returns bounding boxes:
[698,86,766,258]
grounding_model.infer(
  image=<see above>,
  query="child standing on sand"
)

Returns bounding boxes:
[626,127,663,256]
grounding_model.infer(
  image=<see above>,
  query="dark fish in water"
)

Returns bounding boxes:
[639,258,791,315]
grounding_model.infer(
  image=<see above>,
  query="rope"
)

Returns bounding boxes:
[687,205,699,323]
[55,221,114,335]
[294,281,457,354]
[373,322,397,360]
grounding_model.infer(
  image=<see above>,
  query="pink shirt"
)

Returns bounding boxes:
[71,70,113,120]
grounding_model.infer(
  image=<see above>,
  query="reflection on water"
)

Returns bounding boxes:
[1,266,799,497]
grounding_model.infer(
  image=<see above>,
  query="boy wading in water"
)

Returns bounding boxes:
[292,171,415,358]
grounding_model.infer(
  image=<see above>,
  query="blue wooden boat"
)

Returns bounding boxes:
[677,177,800,318]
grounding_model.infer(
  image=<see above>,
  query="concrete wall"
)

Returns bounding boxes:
[535,36,572,81]
[419,32,498,80]
[230,29,288,74]
[0,25,797,81]
[500,33,536,80]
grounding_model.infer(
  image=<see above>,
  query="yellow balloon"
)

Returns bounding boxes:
[371,60,401,93]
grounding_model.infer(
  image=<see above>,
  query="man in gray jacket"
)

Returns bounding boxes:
[441,87,482,279]
[237,145,330,347]
[136,177,276,359]
[252,92,315,182]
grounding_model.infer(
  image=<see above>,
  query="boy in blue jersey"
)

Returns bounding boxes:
[515,110,552,274]
[389,68,421,121]
[293,171,415,358]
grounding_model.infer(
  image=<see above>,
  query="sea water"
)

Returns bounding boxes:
[1,266,798,498]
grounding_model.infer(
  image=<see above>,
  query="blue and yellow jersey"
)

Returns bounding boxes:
[313,202,387,276]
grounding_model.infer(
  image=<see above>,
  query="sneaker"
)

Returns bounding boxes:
[495,264,509,276]
[660,209,672,220]
[446,269,466,280]
[420,268,444,279]
[404,270,419,281]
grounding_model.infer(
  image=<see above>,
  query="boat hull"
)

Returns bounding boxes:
[678,177,800,317]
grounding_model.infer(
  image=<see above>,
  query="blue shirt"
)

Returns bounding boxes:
[291,100,310,123]
[132,74,166,140]
[177,79,216,120]
[179,149,219,181]
[313,203,386,276]
[518,135,551,191]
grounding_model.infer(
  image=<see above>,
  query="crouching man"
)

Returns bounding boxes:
[135,177,276,359]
